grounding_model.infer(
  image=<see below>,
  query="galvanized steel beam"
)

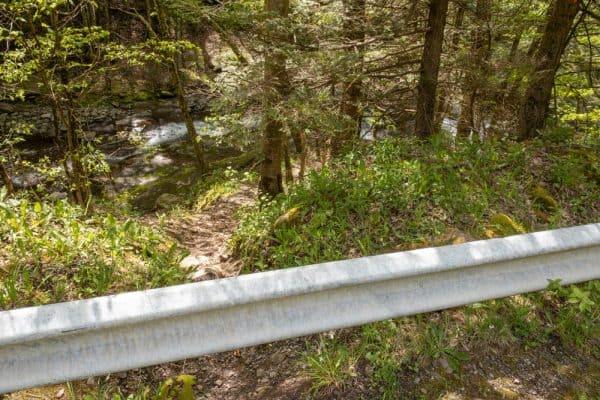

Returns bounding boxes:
[1,223,599,393]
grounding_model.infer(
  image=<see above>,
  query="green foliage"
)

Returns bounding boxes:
[529,185,559,212]
[489,213,527,235]
[549,154,589,188]
[234,134,600,270]
[302,335,358,394]
[544,280,600,350]
[66,374,197,400]
[233,136,533,270]
[193,167,255,210]
[0,194,188,309]
[360,321,402,399]
[418,322,470,372]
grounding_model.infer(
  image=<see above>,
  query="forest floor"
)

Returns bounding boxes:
[161,184,256,281]
[9,181,599,400]
[4,136,600,400]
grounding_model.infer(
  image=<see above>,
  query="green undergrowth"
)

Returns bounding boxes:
[233,134,600,271]
[126,163,255,213]
[231,132,600,398]
[191,168,256,211]
[301,280,599,398]
[0,192,189,310]
[63,374,197,400]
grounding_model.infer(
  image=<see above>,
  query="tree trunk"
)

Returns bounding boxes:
[333,0,366,156]
[153,0,208,172]
[518,0,581,140]
[173,58,209,173]
[414,0,449,138]
[457,0,491,137]
[259,0,290,197]
[65,104,90,205]
[205,16,248,66]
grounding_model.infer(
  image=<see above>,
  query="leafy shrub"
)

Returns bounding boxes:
[232,136,535,270]
[0,192,188,309]
[234,134,600,271]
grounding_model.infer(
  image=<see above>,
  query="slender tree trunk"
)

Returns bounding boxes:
[47,10,89,205]
[495,27,523,97]
[518,0,581,140]
[290,128,305,178]
[205,16,248,66]
[173,58,209,173]
[333,0,366,156]
[153,0,208,172]
[198,27,217,72]
[259,0,290,196]
[457,0,491,137]
[297,131,307,181]
[414,0,449,138]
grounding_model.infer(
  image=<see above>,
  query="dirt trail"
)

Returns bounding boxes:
[117,184,317,400]
[167,185,256,280]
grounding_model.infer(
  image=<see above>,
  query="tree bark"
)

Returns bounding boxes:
[414,0,449,138]
[333,0,366,156]
[173,58,209,173]
[518,0,581,140]
[259,0,290,196]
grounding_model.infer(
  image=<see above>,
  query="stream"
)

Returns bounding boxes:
[10,99,461,209]
[10,100,236,208]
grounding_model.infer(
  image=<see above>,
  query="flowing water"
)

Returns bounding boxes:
[10,102,234,200]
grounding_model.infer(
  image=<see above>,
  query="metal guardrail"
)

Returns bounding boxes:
[1,223,599,393]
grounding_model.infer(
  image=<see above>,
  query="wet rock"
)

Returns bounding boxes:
[115,116,132,128]
[12,172,44,189]
[88,122,117,134]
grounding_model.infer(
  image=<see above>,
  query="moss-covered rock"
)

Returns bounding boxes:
[274,207,301,229]
[529,185,559,212]
[489,214,527,235]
